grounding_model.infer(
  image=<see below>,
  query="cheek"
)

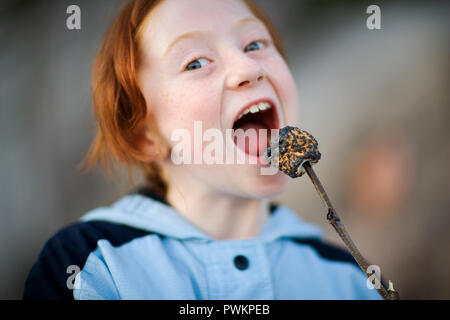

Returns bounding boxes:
[152,80,222,144]
[266,58,300,126]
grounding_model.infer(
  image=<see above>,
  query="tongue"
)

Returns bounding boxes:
[233,122,271,156]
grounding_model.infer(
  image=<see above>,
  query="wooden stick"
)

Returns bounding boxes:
[303,161,400,300]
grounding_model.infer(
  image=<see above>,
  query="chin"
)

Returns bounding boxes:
[237,170,289,198]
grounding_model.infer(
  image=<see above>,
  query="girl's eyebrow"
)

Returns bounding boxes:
[163,17,263,58]
[163,31,208,58]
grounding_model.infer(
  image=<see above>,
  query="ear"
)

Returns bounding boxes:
[133,120,169,162]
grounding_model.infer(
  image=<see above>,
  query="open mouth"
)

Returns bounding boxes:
[232,99,279,157]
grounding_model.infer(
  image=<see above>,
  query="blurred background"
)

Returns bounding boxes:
[0,0,448,299]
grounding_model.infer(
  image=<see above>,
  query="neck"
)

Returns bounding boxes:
[164,171,270,240]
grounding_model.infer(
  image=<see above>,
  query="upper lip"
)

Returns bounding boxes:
[230,97,280,129]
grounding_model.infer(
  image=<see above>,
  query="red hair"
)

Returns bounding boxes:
[80,0,287,200]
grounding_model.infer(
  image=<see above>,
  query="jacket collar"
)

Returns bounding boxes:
[81,189,323,243]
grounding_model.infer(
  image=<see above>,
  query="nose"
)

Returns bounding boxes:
[225,51,265,89]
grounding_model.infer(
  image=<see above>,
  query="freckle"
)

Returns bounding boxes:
[162,91,175,106]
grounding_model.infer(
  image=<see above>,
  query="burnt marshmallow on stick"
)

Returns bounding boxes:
[265,126,400,300]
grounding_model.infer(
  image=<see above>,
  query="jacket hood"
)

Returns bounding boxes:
[80,190,323,243]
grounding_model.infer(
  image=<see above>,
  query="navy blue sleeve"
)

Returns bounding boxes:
[23,221,150,300]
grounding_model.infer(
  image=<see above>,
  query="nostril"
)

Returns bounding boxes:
[238,80,250,87]
[238,76,263,87]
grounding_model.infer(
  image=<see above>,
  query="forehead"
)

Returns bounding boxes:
[140,0,257,56]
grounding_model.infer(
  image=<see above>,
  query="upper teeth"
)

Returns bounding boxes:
[237,102,271,120]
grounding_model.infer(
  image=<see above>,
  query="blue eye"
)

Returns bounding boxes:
[244,40,265,52]
[185,58,210,71]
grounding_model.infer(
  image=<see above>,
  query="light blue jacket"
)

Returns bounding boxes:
[23,189,382,300]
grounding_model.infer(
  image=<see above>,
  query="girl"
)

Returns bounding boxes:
[23,0,381,299]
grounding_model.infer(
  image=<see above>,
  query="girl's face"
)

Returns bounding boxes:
[138,0,299,198]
